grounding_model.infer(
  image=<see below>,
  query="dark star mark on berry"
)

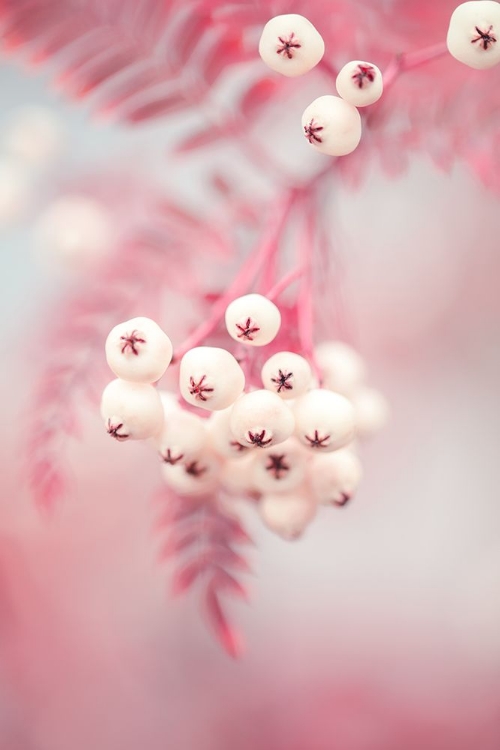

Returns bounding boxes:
[161,448,184,465]
[305,430,330,448]
[276,32,301,59]
[271,369,293,393]
[185,460,207,477]
[247,430,273,447]
[304,119,323,144]
[471,25,497,50]
[107,419,129,441]
[236,318,260,341]
[335,492,351,507]
[189,374,214,401]
[351,63,376,89]
[120,330,146,355]
[230,440,248,453]
[266,453,290,479]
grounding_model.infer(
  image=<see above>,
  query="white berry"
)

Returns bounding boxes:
[314,341,366,397]
[179,346,245,411]
[293,388,356,452]
[252,437,307,494]
[207,407,250,458]
[258,14,325,77]
[220,453,258,496]
[0,158,30,226]
[34,195,112,269]
[229,389,295,448]
[447,1,500,69]
[336,60,383,107]
[161,450,221,497]
[105,317,173,384]
[2,106,64,166]
[261,351,312,399]
[100,379,163,441]
[154,408,207,466]
[351,387,390,439]
[225,294,281,347]
[260,491,317,540]
[301,95,362,157]
[309,449,363,506]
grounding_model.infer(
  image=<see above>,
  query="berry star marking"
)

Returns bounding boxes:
[352,63,375,88]
[107,420,129,441]
[161,449,184,465]
[247,430,273,447]
[120,330,146,355]
[236,318,260,341]
[305,430,330,448]
[276,33,301,59]
[304,119,323,144]
[271,369,294,393]
[471,25,497,50]
[185,461,207,477]
[336,492,351,507]
[266,454,290,479]
[189,375,214,401]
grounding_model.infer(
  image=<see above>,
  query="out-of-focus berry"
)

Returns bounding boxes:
[293,388,356,452]
[106,317,173,384]
[154,408,207,466]
[34,195,112,269]
[252,437,307,493]
[179,346,245,411]
[225,293,281,347]
[220,453,258,495]
[336,60,383,107]
[447,1,500,69]
[314,340,367,397]
[2,106,64,166]
[261,351,312,399]
[0,158,30,226]
[161,450,221,496]
[350,387,390,439]
[100,379,163,441]
[229,389,295,448]
[207,407,250,458]
[260,490,317,540]
[309,449,363,506]
[258,14,325,77]
[301,95,362,156]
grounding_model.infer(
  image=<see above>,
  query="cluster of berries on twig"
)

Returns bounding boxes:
[258,3,500,157]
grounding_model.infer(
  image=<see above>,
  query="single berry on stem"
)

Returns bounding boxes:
[336,60,383,107]
[105,317,173,383]
[259,14,325,77]
[447,1,500,69]
[225,294,281,347]
[179,347,245,411]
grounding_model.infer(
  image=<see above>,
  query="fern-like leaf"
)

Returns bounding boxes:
[154,487,252,657]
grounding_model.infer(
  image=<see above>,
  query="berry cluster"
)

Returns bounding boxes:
[259,3,500,158]
[101,296,388,542]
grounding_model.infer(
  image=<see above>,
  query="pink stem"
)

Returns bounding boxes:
[173,192,296,361]
[383,42,449,88]
[266,264,304,301]
[297,199,321,380]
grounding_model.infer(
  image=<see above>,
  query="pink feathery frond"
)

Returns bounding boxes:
[0,0,253,123]
[24,183,233,511]
[154,487,251,657]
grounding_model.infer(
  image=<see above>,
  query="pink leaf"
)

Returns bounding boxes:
[240,76,281,119]
[204,582,244,659]
[170,558,206,597]
[212,568,250,602]
[174,125,222,154]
